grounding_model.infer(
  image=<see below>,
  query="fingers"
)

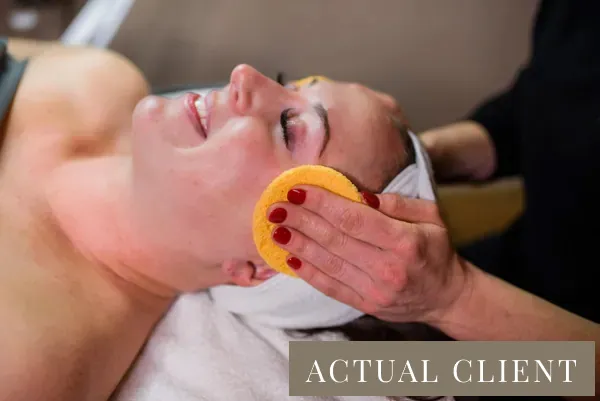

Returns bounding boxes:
[377,193,443,226]
[267,203,385,273]
[283,186,410,251]
[270,223,402,316]
[268,201,413,292]
[302,184,442,226]
[266,198,412,315]
[279,238,410,319]
[286,255,367,312]
[270,223,376,297]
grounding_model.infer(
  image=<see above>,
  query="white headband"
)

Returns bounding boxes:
[208,131,437,329]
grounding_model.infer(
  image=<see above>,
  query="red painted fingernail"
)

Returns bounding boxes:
[273,226,292,245]
[268,208,287,223]
[361,191,380,209]
[287,188,306,205]
[287,256,302,270]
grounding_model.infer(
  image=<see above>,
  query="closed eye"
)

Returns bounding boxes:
[279,104,329,155]
[280,108,294,146]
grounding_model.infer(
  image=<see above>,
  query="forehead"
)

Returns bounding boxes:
[298,79,391,136]
[296,79,406,191]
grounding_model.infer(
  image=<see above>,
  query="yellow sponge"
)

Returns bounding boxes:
[291,75,332,88]
[253,165,362,277]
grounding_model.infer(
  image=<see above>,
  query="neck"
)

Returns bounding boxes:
[46,154,229,298]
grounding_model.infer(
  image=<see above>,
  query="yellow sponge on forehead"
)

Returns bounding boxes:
[253,165,362,277]
[291,75,332,88]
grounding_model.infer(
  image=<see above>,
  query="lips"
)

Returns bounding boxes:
[185,93,207,138]
[194,96,209,134]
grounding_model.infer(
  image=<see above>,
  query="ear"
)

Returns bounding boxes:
[221,259,278,287]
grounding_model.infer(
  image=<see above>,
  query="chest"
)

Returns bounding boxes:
[0,224,98,382]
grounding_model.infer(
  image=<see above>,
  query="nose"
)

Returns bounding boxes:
[228,64,288,116]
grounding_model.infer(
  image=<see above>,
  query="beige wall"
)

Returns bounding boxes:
[110,0,539,132]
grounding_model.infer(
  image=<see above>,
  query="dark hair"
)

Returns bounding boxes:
[391,114,416,167]
[287,315,453,342]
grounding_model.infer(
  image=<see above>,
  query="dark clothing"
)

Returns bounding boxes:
[0,37,28,124]
[461,0,600,323]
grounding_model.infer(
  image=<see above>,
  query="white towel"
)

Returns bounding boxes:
[111,292,398,401]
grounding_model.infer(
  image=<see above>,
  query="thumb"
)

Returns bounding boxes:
[374,193,443,225]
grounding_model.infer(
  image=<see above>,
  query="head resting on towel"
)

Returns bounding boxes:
[127,66,437,331]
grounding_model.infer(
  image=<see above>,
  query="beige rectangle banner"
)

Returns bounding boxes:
[289,341,595,397]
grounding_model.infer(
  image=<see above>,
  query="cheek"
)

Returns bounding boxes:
[173,123,287,255]
[132,96,167,139]
[197,137,282,217]
[205,119,285,192]
[132,95,201,153]
[131,96,171,164]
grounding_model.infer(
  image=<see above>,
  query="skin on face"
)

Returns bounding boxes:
[129,64,407,289]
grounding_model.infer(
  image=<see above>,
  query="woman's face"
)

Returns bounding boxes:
[130,65,407,290]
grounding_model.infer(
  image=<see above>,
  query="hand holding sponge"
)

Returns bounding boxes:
[252,165,362,277]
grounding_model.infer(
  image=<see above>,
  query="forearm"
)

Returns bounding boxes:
[434,261,599,397]
[419,121,497,181]
[437,262,599,341]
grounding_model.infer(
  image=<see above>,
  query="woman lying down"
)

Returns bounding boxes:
[0,43,446,401]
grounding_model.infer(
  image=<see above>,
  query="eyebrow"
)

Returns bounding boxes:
[313,103,330,156]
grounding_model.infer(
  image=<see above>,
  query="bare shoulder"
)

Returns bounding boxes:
[6,37,64,60]
[7,46,150,140]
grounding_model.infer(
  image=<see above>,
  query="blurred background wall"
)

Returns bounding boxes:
[1,0,87,40]
[108,0,540,132]
[2,0,539,132]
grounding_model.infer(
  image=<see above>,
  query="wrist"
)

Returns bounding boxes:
[425,256,480,335]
